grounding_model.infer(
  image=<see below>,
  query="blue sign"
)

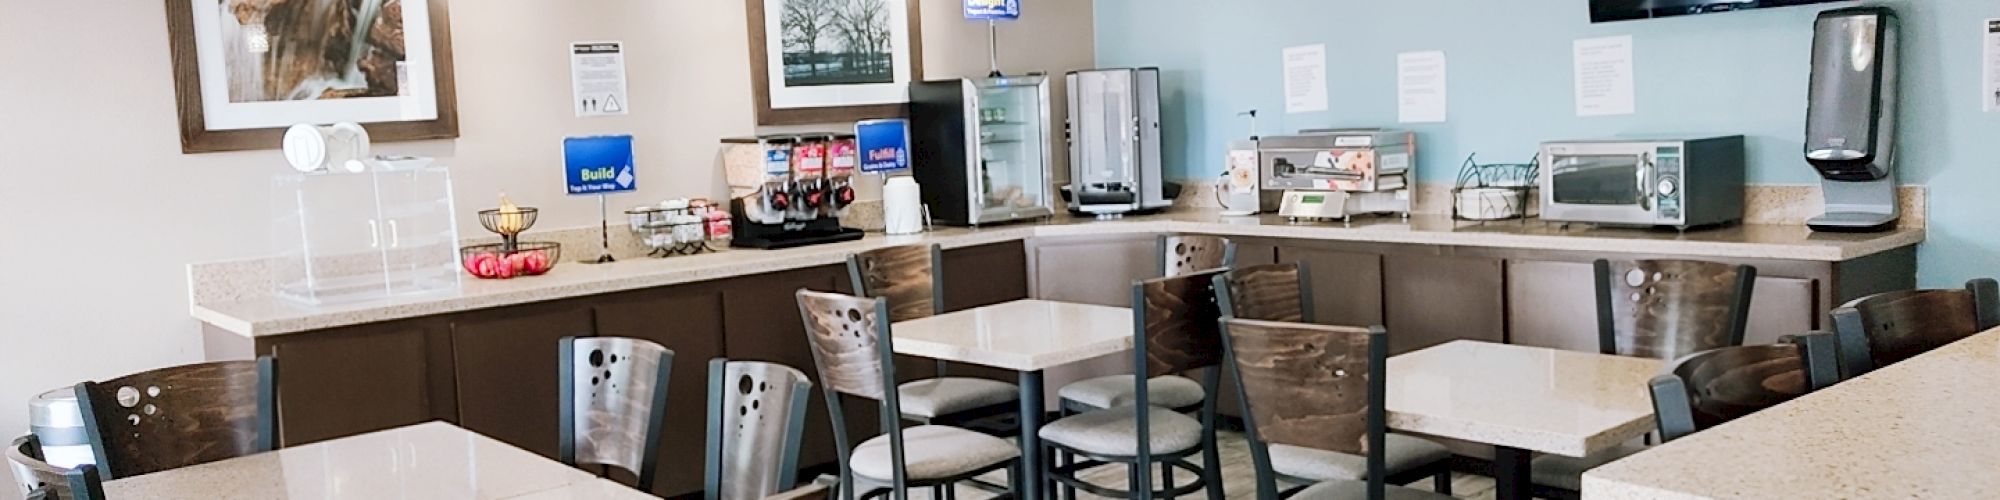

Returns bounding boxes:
[855,119,911,174]
[964,0,1020,20]
[564,135,637,195]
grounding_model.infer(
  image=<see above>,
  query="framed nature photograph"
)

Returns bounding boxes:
[747,0,924,125]
[166,0,459,153]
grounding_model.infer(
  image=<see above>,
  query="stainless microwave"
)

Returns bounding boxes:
[1539,136,1745,229]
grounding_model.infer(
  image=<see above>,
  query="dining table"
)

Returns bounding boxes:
[889,299,1137,500]
[1583,326,2000,499]
[1385,340,1664,500]
[100,421,656,499]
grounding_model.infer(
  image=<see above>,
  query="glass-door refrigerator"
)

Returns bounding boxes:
[909,75,1055,226]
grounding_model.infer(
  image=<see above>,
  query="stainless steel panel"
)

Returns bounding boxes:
[1747,277,1820,346]
[715,361,812,500]
[1505,260,1601,352]
[1385,253,1505,354]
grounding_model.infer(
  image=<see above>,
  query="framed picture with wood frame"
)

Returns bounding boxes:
[747,0,924,126]
[165,0,459,154]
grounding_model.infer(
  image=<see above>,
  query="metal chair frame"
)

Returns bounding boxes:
[847,244,1022,429]
[558,336,675,492]
[1221,322,1393,500]
[704,358,814,500]
[1648,332,1841,442]
[1830,278,2000,378]
[9,435,105,500]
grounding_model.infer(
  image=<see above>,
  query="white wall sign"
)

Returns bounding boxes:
[1283,44,1328,114]
[571,41,630,117]
[1574,35,1636,117]
[1397,51,1448,123]
[1984,19,2000,112]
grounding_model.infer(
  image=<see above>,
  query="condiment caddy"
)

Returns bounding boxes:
[626,198,732,257]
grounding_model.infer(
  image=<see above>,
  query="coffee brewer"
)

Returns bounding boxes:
[724,134,865,249]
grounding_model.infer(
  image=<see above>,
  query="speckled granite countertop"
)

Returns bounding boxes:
[1582,327,2000,499]
[191,211,1924,337]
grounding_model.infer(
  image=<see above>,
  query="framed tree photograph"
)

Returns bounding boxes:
[747,0,924,126]
[166,0,460,153]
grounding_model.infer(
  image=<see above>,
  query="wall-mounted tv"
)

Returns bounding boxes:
[1591,0,1849,23]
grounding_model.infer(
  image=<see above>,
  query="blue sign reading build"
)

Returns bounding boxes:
[964,0,1020,20]
[564,135,637,195]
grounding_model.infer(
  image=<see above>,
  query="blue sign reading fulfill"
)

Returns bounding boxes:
[855,119,911,174]
[964,0,1020,20]
[564,135,637,195]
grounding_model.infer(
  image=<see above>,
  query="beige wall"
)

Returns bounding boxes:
[0,0,1092,476]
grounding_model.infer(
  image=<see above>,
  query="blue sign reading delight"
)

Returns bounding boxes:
[964,0,1020,20]
[564,135,637,195]
[856,119,911,174]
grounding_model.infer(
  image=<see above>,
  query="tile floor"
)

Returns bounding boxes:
[850,430,1502,500]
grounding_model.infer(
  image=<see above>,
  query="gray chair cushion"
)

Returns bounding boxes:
[1037,406,1204,456]
[897,377,1018,419]
[1057,374,1205,410]
[850,425,1019,481]
[1269,434,1451,482]
[1292,480,1456,500]
[1531,442,1650,492]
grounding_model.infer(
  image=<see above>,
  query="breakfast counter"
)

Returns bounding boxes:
[1581,326,2000,499]
[191,210,1923,338]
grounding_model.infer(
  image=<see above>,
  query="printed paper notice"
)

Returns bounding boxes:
[571,41,629,117]
[1397,51,1448,123]
[1574,36,1636,117]
[1283,44,1328,114]
[1985,20,2000,112]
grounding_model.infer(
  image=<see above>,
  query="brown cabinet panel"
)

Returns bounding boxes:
[1276,246,1386,328]
[1385,253,1505,354]
[1505,260,1600,352]
[940,241,1031,311]
[265,319,445,446]
[721,265,868,471]
[594,284,726,497]
[451,302,595,459]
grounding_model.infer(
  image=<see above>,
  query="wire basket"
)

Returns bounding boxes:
[477,207,540,250]
[1452,153,1539,222]
[461,242,561,279]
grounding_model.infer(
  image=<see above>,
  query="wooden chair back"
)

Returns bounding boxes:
[1136,269,1231,378]
[1221,319,1388,500]
[1595,259,1757,360]
[794,290,914,498]
[1216,262,1314,323]
[8,435,105,500]
[1649,333,1840,442]
[559,336,674,491]
[74,358,275,479]
[847,244,943,323]
[1159,235,1235,277]
[704,359,813,500]
[1830,279,2000,377]
[796,290,894,401]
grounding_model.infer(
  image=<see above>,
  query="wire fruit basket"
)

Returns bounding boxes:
[1452,153,1539,222]
[461,242,561,280]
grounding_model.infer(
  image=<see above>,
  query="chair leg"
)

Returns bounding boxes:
[1201,430,1224,500]
[932,485,944,500]
[1128,463,1144,500]
[1433,469,1453,495]
[945,481,958,500]
[1161,463,1175,500]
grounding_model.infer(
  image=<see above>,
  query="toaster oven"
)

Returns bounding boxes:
[1539,136,1745,229]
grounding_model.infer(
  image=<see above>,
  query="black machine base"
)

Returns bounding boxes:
[729,198,866,250]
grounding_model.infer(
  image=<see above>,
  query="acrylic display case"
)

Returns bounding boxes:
[271,164,462,306]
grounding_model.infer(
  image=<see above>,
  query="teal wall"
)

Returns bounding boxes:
[1095,0,1999,287]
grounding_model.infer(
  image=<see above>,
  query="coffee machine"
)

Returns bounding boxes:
[1065,68,1175,216]
[1805,7,1901,232]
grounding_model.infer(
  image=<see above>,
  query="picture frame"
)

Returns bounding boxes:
[165,0,460,154]
[746,0,925,126]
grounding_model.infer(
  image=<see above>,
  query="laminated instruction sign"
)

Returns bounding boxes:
[570,41,629,117]
[964,0,1020,20]
[855,119,911,173]
[564,135,637,195]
